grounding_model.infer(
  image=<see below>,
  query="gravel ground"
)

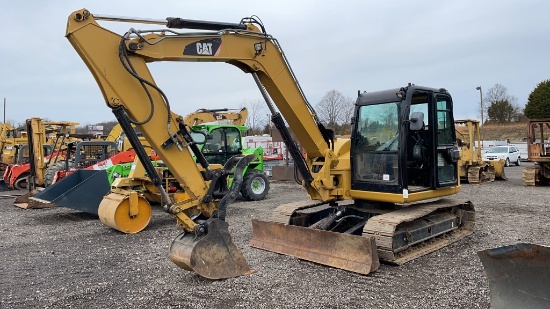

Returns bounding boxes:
[1,162,549,308]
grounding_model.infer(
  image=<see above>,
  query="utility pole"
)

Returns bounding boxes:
[476,86,484,149]
[3,98,6,124]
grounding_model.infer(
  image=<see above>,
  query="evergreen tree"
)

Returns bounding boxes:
[524,79,550,119]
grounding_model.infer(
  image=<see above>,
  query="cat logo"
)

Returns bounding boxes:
[196,42,213,55]
[184,38,221,56]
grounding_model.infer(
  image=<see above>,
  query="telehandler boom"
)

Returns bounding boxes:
[184,108,248,126]
[66,9,474,278]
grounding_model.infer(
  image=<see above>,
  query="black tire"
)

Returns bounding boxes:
[516,157,521,166]
[14,174,29,190]
[240,170,270,201]
[505,158,510,167]
[44,161,75,187]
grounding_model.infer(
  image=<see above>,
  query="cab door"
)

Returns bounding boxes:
[434,95,458,187]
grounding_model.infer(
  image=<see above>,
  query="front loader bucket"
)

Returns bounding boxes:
[30,170,111,215]
[250,219,380,275]
[478,243,550,309]
[169,218,255,279]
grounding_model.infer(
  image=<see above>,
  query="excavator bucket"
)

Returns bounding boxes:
[478,243,550,309]
[168,154,257,279]
[169,218,255,279]
[28,170,111,214]
[250,219,380,275]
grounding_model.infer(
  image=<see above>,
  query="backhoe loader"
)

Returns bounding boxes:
[65,9,474,279]
[455,119,506,183]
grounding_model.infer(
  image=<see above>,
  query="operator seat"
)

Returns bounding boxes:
[407,112,427,165]
[406,112,430,188]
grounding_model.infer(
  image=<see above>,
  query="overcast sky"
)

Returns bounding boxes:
[1,1,548,127]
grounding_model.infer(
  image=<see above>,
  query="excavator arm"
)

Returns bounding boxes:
[65,9,345,205]
[67,9,292,279]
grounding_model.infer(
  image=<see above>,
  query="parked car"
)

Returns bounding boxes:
[482,145,521,167]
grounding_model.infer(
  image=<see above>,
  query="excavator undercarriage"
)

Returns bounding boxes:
[251,198,474,273]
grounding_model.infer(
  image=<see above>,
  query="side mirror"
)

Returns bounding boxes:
[450,147,461,162]
[409,112,424,131]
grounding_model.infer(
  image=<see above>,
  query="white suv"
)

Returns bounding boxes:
[482,145,521,167]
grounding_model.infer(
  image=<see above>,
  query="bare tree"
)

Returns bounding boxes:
[484,84,521,123]
[339,97,356,135]
[242,99,266,135]
[315,90,352,128]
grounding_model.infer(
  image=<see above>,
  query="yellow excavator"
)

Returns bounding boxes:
[66,9,474,279]
[455,119,506,183]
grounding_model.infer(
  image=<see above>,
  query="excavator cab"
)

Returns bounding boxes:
[352,86,459,199]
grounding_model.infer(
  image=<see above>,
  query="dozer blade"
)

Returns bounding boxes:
[478,243,550,309]
[169,218,255,280]
[250,219,380,275]
[489,160,507,180]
